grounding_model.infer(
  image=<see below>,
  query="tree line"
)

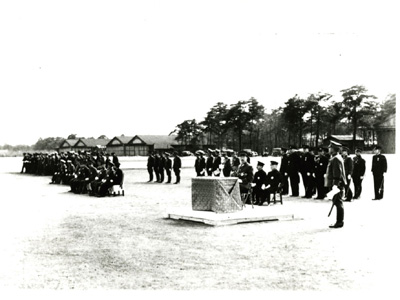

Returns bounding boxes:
[171,85,395,153]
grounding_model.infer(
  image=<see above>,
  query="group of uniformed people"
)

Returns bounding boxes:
[21,151,123,197]
[146,151,182,184]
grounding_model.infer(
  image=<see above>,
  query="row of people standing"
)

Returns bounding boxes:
[147,152,182,184]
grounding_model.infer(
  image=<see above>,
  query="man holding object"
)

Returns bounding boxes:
[325,141,347,228]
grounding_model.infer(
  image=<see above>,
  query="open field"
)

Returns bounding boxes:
[0,155,399,291]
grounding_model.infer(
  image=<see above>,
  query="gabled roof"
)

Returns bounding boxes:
[74,138,110,147]
[107,136,135,146]
[59,139,78,148]
[329,135,364,141]
[129,135,179,149]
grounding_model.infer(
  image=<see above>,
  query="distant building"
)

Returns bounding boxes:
[72,138,110,152]
[322,135,364,151]
[58,139,78,153]
[375,114,396,154]
[126,135,180,156]
[106,136,135,156]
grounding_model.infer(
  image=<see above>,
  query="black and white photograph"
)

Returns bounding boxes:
[0,0,398,297]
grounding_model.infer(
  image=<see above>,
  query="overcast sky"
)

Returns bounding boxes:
[0,0,397,145]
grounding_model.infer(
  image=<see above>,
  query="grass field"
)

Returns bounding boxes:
[0,155,398,291]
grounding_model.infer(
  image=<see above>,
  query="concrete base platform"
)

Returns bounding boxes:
[166,205,298,226]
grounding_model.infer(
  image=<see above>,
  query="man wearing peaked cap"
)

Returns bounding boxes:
[164,152,172,183]
[314,147,329,199]
[262,160,282,205]
[352,148,366,199]
[288,145,301,197]
[300,144,315,199]
[195,150,206,176]
[325,141,347,228]
[206,150,214,176]
[173,151,182,184]
[279,147,289,195]
[341,146,353,201]
[371,145,387,200]
[235,151,254,197]
[251,161,267,205]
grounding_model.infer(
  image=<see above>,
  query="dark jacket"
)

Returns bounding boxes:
[314,155,329,176]
[279,153,289,174]
[371,154,387,174]
[223,159,232,177]
[173,156,181,170]
[165,157,172,170]
[300,152,315,174]
[288,151,301,174]
[237,162,254,189]
[206,156,213,172]
[253,169,267,188]
[195,157,206,173]
[343,156,354,178]
[147,155,155,168]
[266,169,282,191]
[212,156,222,172]
[352,155,366,177]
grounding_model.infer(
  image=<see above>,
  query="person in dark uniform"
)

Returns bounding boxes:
[111,152,119,166]
[262,161,282,205]
[206,150,214,176]
[342,147,354,201]
[212,149,222,176]
[314,147,329,199]
[164,152,172,183]
[279,147,289,195]
[154,153,160,182]
[352,148,366,199]
[194,150,206,176]
[158,152,166,183]
[231,152,240,174]
[300,145,315,198]
[371,145,387,200]
[235,151,254,196]
[222,154,232,177]
[325,141,347,228]
[287,145,301,197]
[173,152,182,184]
[251,161,267,205]
[147,152,155,182]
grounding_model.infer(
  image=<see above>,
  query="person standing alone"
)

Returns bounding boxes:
[352,148,366,199]
[371,145,387,200]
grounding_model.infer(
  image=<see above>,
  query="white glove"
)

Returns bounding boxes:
[200,170,205,175]
[251,183,256,187]
[238,179,243,183]
[95,177,99,180]
[360,176,364,179]
[324,174,327,178]
[307,172,310,176]
[284,173,288,176]
[110,179,113,183]
[261,184,266,190]
[347,175,351,180]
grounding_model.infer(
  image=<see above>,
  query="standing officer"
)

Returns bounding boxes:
[251,161,267,205]
[287,145,301,197]
[371,145,387,200]
[212,149,222,176]
[352,148,366,199]
[147,152,155,182]
[325,141,347,228]
[158,152,166,183]
[154,153,160,182]
[314,147,329,199]
[279,147,289,195]
[342,147,354,201]
[111,152,119,166]
[173,151,182,184]
[194,150,206,176]
[164,152,172,183]
[206,150,214,176]
[300,145,315,198]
